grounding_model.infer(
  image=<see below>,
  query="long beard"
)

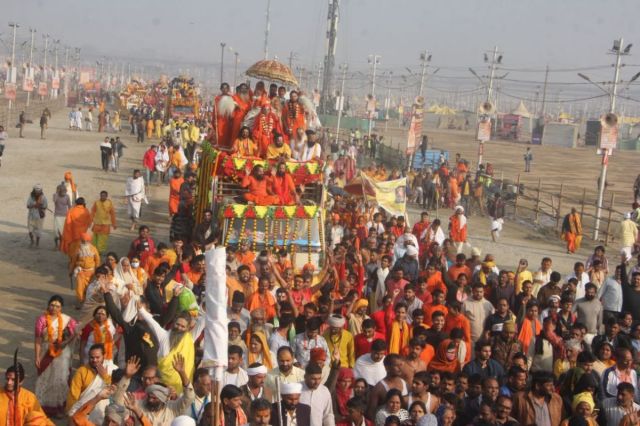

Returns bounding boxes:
[306,140,315,148]
[79,243,94,258]
[255,174,265,181]
[169,330,186,350]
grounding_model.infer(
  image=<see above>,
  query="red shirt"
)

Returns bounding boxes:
[354,331,386,358]
[370,306,394,336]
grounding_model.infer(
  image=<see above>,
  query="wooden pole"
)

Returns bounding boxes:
[535,178,542,224]
[514,173,520,217]
[605,192,616,246]
[556,184,564,231]
[580,188,586,222]
[212,377,220,426]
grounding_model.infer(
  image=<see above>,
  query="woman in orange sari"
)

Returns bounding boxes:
[168,169,184,217]
[244,331,275,369]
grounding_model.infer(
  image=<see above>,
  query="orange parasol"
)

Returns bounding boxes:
[245,60,299,86]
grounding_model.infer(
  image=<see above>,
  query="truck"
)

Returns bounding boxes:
[166,76,200,121]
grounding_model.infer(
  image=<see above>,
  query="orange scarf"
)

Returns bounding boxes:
[247,331,273,369]
[92,320,113,359]
[46,313,64,358]
[517,317,541,354]
[219,407,248,426]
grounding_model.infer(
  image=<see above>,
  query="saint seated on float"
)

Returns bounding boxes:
[241,163,298,206]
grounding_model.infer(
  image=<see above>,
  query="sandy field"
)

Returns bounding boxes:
[0,112,636,390]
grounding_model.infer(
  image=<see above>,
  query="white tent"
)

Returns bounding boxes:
[512,101,532,118]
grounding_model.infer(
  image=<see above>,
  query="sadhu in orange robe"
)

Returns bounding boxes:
[214,92,234,149]
[282,98,306,141]
[252,109,283,158]
[241,175,280,206]
[169,176,184,216]
[60,204,92,254]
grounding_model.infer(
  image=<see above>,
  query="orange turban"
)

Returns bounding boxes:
[64,171,77,192]
[80,232,91,242]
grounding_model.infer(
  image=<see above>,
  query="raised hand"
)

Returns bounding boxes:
[125,356,141,378]
[172,353,186,374]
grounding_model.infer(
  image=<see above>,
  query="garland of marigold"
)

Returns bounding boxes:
[92,320,114,359]
[46,313,64,358]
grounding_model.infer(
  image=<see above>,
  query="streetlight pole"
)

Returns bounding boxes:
[26,28,36,106]
[335,63,348,144]
[220,42,226,86]
[594,37,627,240]
[368,54,381,137]
[233,52,239,91]
[418,50,431,97]
[8,22,19,114]
[263,0,271,59]
[476,46,500,167]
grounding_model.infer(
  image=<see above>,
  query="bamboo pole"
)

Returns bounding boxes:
[212,377,220,426]
[556,184,564,231]
[514,174,520,217]
[580,188,586,223]
[605,192,616,246]
[535,178,542,223]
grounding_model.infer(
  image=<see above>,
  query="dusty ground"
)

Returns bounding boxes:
[0,110,171,387]
[0,115,636,390]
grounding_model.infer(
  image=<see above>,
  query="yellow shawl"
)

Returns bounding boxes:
[158,332,195,394]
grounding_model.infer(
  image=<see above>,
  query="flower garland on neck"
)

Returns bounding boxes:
[92,320,114,359]
[46,313,64,357]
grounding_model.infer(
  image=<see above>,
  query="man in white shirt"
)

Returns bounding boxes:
[224,345,248,388]
[565,261,591,300]
[265,346,306,395]
[299,363,335,426]
[532,257,553,296]
[600,382,640,426]
[300,130,322,161]
[185,368,212,422]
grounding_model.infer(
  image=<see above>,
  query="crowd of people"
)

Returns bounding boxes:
[11,78,640,426]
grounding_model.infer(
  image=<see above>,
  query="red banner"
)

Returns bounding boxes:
[4,83,17,100]
[52,77,60,89]
[38,82,48,96]
[406,97,425,154]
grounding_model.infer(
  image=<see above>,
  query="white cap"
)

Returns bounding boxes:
[281,382,303,395]
[171,416,196,426]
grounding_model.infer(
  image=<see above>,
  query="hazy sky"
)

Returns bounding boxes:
[4,0,640,70]
[4,0,640,113]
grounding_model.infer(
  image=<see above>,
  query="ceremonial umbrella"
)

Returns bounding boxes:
[344,175,376,197]
[245,60,299,86]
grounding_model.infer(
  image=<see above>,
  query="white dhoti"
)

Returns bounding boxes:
[53,215,65,237]
[491,218,504,236]
[125,176,147,222]
[28,217,44,237]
